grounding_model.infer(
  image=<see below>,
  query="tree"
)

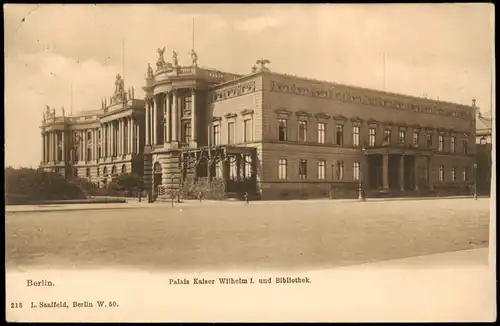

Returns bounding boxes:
[113,173,144,195]
[5,167,85,204]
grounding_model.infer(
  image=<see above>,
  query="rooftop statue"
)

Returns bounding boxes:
[115,74,124,96]
[190,49,198,66]
[251,65,257,73]
[62,106,65,117]
[172,49,179,67]
[147,63,154,79]
[156,47,166,70]
[256,58,271,71]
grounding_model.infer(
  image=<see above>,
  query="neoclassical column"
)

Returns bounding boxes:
[172,90,178,143]
[135,121,139,152]
[191,88,198,143]
[128,117,132,154]
[61,132,65,162]
[382,154,389,190]
[47,133,51,162]
[152,95,158,145]
[145,100,151,146]
[399,155,405,191]
[165,92,171,143]
[83,130,88,162]
[191,88,197,144]
[104,124,108,157]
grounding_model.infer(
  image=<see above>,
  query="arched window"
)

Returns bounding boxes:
[86,168,91,178]
[121,164,126,174]
[103,166,108,176]
[111,165,117,175]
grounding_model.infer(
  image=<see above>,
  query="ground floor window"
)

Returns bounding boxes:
[215,160,223,178]
[299,160,307,180]
[278,159,287,180]
[244,154,252,179]
[439,165,445,182]
[229,157,237,180]
[317,160,326,180]
[353,161,360,181]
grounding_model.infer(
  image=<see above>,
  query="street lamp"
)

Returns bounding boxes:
[473,163,478,200]
[358,144,366,201]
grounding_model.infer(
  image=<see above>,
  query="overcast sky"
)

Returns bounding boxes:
[4,4,494,168]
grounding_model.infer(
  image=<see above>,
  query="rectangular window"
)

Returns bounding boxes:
[412,131,420,147]
[451,167,456,181]
[399,130,406,145]
[215,160,223,178]
[183,123,192,143]
[384,129,391,144]
[439,165,445,182]
[438,135,444,152]
[244,154,252,179]
[317,122,326,144]
[463,168,467,181]
[278,159,287,180]
[87,148,92,161]
[351,125,358,147]
[183,96,192,116]
[450,136,456,152]
[353,162,360,181]
[426,133,433,148]
[317,160,326,180]
[229,157,237,180]
[299,159,307,180]
[463,139,468,154]
[334,161,344,180]
[278,119,287,141]
[213,125,220,146]
[298,121,307,142]
[228,122,235,144]
[369,127,376,147]
[244,119,252,142]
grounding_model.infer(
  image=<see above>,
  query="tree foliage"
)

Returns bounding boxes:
[5,167,86,204]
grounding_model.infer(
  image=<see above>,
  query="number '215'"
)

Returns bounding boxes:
[11,302,23,308]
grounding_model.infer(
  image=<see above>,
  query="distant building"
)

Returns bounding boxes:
[39,74,146,187]
[475,105,492,195]
[40,49,478,199]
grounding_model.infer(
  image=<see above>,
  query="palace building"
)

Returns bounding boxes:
[40,48,478,200]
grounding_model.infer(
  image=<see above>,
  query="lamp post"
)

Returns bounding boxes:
[358,144,366,201]
[473,163,478,200]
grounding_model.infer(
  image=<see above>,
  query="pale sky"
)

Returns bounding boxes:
[4,4,494,168]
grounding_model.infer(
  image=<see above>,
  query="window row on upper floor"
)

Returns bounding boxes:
[275,119,470,154]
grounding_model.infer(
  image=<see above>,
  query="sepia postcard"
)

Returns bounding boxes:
[4,3,496,322]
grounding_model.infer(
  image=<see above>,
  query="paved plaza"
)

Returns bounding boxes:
[5,198,490,271]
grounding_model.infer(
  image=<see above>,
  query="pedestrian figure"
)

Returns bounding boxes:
[198,191,203,203]
[244,191,249,204]
[138,189,142,202]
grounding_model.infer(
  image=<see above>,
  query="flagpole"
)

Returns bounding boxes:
[70,83,73,115]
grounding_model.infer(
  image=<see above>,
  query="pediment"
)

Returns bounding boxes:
[240,109,254,116]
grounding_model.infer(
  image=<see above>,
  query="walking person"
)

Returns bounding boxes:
[198,190,203,203]
[244,191,249,204]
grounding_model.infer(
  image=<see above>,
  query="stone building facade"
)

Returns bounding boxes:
[40,74,146,186]
[475,105,493,195]
[40,50,478,200]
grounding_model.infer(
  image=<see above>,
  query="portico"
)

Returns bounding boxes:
[363,147,432,192]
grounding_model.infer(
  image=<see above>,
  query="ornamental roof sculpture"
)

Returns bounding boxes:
[147,63,154,79]
[172,49,179,67]
[156,47,166,71]
[190,49,198,67]
[256,58,271,72]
